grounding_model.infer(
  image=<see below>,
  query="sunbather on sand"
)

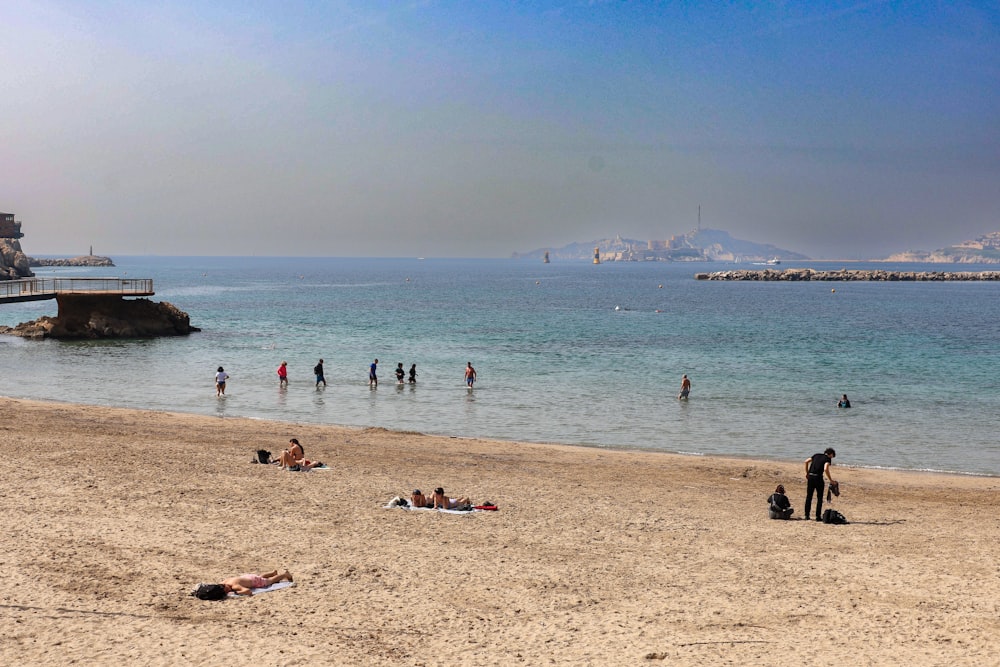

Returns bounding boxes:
[410,489,432,508]
[222,570,293,596]
[276,438,322,470]
[431,487,472,510]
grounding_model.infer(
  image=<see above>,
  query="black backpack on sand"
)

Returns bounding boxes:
[822,508,848,524]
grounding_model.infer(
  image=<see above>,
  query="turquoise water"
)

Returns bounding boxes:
[2,257,999,475]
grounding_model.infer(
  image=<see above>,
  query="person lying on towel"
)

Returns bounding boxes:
[431,487,472,510]
[410,489,433,508]
[223,570,293,596]
[193,569,293,600]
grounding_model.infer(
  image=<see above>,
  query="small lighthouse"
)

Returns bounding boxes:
[543,250,550,264]
[593,246,601,264]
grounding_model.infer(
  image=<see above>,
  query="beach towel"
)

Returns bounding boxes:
[285,464,331,472]
[384,500,496,514]
[228,581,296,598]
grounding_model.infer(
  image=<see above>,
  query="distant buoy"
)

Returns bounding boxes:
[405,277,411,282]
[658,284,663,289]
[535,280,540,285]
[831,288,836,293]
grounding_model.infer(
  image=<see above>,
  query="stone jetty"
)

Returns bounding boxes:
[695,268,1000,281]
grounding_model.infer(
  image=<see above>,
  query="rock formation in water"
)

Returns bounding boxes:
[0,296,200,339]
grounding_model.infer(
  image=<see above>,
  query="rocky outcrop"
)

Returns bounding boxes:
[28,255,115,267]
[0,296,200,339]
[695,269,1000,281]
[0,239,34,280]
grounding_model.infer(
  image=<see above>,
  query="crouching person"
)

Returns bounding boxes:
[768,485,795,520]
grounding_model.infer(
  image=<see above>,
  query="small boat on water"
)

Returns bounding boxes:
[753,257,781,266]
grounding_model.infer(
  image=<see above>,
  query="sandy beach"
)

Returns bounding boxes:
[1,396,997,666]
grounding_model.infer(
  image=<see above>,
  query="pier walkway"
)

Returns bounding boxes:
[0,278,154,304]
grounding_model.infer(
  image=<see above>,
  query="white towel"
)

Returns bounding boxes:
[228,580,295,598]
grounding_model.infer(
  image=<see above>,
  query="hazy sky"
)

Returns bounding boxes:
[2,1,997,258]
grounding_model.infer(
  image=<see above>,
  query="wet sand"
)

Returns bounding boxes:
[1,397,997,666]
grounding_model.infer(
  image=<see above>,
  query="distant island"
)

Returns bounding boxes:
[514,228,809,263]
[516,228,1000,264]
[884,232,1000,264]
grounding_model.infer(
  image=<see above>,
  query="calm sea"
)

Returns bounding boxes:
[2,257,999,475]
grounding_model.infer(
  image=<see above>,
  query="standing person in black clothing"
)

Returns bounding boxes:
[395,363,405,384]
[804,447,837,521]
[408,364,417,384]
[314,359,326,388]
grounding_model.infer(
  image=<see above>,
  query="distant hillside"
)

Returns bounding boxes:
[513,229,809,263]
[885,232,1000,264]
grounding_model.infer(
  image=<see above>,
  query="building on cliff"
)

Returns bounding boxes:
[0,213,24,239]
[0,212,33,280]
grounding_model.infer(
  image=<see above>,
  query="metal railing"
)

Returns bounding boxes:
[0,277,154,302]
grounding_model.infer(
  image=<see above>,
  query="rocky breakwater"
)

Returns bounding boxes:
[28,255,115,267]
[695,268,1000,281]
[0,296,200,340]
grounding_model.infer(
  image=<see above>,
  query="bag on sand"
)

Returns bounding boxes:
[256,449,271,464]
[822,508,848,525]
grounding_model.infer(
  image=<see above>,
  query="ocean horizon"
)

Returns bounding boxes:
[2,256,999,476]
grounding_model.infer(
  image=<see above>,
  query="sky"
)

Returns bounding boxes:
[1,1,997,259]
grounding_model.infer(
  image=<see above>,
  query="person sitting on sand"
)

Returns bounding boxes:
[276,438,322,470]
[767,484,795,520]
[410,489,432,508]
[223,570,294,596]
[431,487,472,510]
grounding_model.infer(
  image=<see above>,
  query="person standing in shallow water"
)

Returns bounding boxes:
[678,374,691,400]
[277,361,288,387]
[465,362,477,387]
[838,394,851,408]
[408,364,417,384]
[395,363,405,384]
[369,359,378,387]
[804,447,837,521]
[314,359,326,388]
[215,366,229,397]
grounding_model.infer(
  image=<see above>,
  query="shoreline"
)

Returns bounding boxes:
[2,396,999,664]
[3,393,995,479]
